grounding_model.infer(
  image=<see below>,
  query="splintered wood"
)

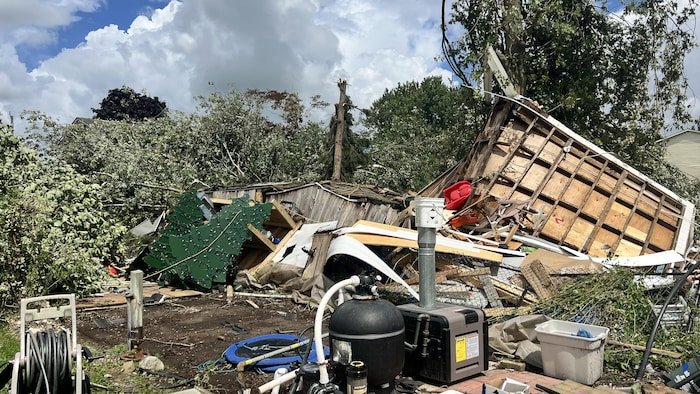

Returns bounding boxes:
[420,99,695,258]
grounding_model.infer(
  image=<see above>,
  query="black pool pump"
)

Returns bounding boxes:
[328,275,405,389]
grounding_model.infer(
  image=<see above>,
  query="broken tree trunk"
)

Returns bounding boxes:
[331,80,347,181]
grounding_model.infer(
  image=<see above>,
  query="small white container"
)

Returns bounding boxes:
[535,319,610,385]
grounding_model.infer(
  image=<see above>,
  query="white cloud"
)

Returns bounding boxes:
[0,0,454,128]
[0,0,103,45]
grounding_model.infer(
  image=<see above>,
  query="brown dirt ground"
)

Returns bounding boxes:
[77,294,318,393]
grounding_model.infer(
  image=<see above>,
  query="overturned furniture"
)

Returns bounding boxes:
[422,99,695,258]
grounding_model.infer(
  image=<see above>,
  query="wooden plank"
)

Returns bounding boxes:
[483,306,533,318]
[248,221,303,279]
[526,137,574,226]
[246,223,276,251]
[344,234,504,263]
[301,233,333,281]
[606,339,682,359]
[510,127,556,198]
[581,170,628,253]
[643,194,665,252]
[559,159,609,242]
[483,117,539,193]
[490,277,538,305]
[77,284,202,309]
[609,183,645,254]
[534,147,592,237]
[266,200,297,229]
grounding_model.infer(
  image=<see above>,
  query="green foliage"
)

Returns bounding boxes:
[0,125,125,306]
[535,270,700,373]
[357,77,486,191]
[144,193,272,289]
[27,90,327,225]
[92,86,167,121]
[449,0,700,206]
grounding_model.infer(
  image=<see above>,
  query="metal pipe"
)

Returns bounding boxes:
[418,228,437,309]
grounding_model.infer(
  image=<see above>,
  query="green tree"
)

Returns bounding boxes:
[448,0,697,183]
[356,76,485,192]
[27,90,327,224]
[0,125,125,305]
[92,86,167,121]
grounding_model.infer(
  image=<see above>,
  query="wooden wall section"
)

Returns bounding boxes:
[421,99,695,258]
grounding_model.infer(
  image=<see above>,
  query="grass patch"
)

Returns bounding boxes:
[0,324,19,362]
[83,344,169,393]
[0,324,19,394]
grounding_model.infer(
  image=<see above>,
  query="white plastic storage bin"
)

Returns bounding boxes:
[535,319,609,385]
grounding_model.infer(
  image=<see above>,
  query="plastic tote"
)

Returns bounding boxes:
[535,320,609,385]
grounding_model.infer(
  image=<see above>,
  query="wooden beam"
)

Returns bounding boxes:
[246,223,276,251]
[505,126,556,199]
[581,170,628,253]
[267,200,296,229]
[533,147,591,237]
[609,182,646,254]
[480,275,504,308]
[559,158,609,242]
[521,260,555,299]
[248,221,303,279]
[642,194,665,253]
[483,117,539,194]
[606,339,682,359]
[490,277,538,305]
[526,137,574,216]
[345,233,504,263]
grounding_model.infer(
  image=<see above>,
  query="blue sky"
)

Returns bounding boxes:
[0,0,451,128]
[1,0,698,133]
[16,0,152,71]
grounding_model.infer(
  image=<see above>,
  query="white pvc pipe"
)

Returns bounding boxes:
[258,369,298,393]
[270,367,288,394]
[314,276,360,385]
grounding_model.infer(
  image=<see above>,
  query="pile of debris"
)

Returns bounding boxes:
[128,96,698,386]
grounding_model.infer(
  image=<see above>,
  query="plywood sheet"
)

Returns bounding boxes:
[541,206,577,240]
[582,190,608,218]
[521,162,550,191]
[561,178,590,207]
[649,225,675,250]
[541,171,568,200]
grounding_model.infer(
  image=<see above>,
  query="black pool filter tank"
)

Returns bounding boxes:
[328,277,405,388]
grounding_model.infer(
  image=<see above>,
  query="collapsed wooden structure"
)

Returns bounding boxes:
[421,99,695,258]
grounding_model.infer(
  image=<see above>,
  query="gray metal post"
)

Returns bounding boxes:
[126,270,144,350]
[414,197,444,310]
[418,227,437,309]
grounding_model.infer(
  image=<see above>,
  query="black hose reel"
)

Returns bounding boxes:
[10,294,91,394]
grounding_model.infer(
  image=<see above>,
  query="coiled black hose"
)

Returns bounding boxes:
[20,329,72,394]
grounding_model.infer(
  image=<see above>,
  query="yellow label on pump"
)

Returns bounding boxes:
[455,335,467,362]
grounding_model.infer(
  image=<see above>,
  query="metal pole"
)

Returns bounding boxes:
[418,227,437,309]
[126,270,144,350]
[415,197,444,310]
